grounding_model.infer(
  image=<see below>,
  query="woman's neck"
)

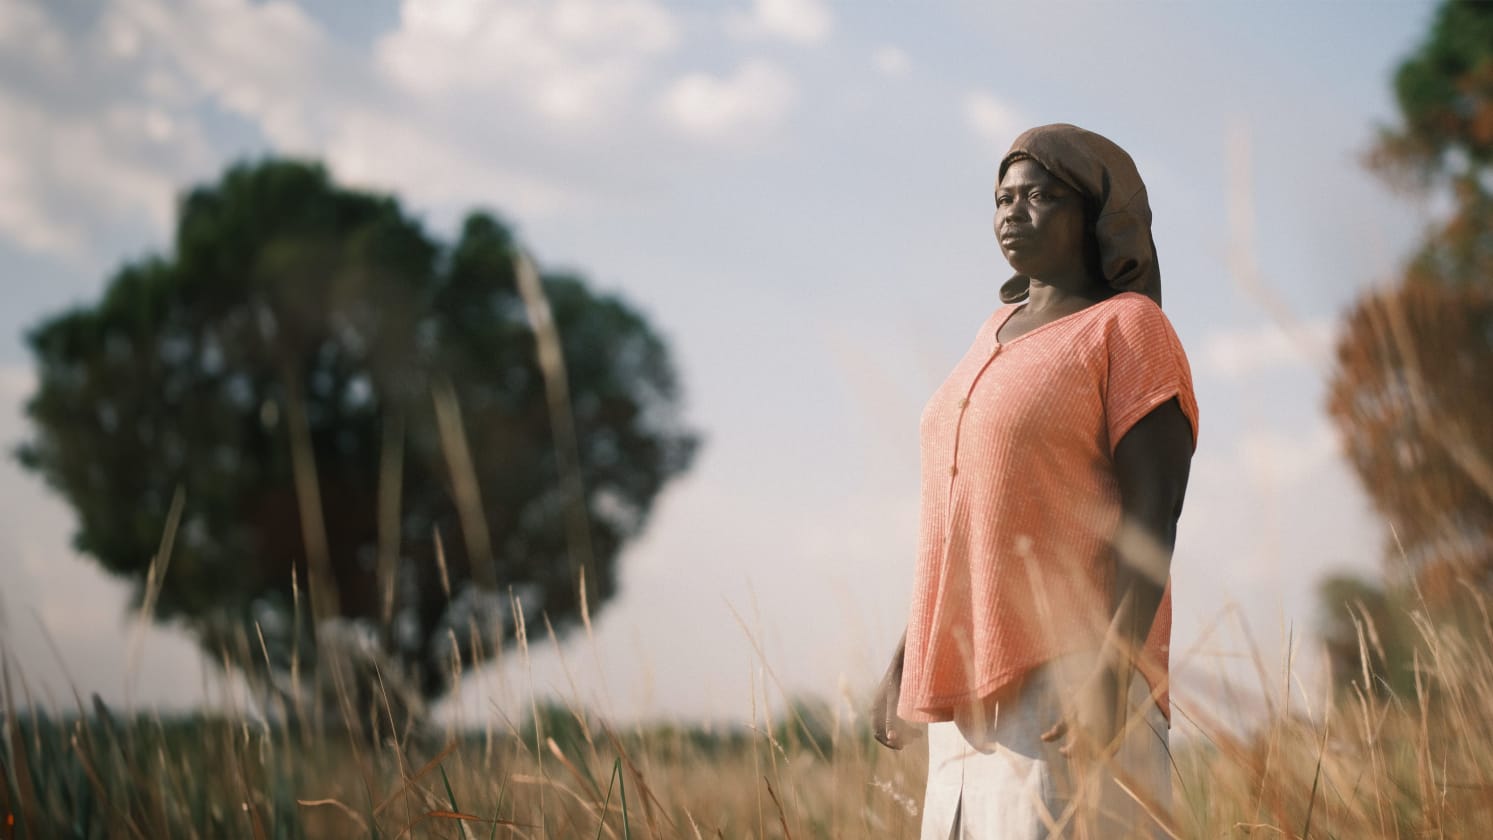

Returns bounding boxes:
[1023,273,1111,316]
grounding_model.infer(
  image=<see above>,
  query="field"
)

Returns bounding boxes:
[6,599,1493,840]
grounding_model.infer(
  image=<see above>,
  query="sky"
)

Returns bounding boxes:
[0,0,1443,732]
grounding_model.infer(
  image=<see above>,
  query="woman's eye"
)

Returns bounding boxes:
[996,195,1011,206]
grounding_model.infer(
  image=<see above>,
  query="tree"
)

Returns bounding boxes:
[1326,0,1493,595]
[16,159,698,725]
[1327,283,1493,591]
[1320,1,1493,689]
[1366,0,1493,291]
[1316,572,1420,700]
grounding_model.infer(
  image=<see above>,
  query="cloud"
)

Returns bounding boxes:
[376,0,679,124]
[0,3,68,75]
[1235,424,1341,489]
[113,0,338,152]
[727,0,833,45]
[0,93,204,259]
[1200,319,1335,379]
[873,46,910,78]
[0,0,703,261]
[324,106,581,217]
[659,60,797,144]
[0,4,216,260]
[0,96,87,255]
[963,90,1027,148]
[0,362,34,432]
[113,0,622,217]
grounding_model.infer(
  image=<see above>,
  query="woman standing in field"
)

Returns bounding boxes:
[873,124,1197,839]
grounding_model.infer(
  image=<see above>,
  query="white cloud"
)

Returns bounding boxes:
[325,106,580,217]
[963,90,1027,147]
[659,60,797,144]
[0,4,211,258]
[113,0,345,151]
[873,45,910,78]
[1235,424,1341,489]
[0,0,336,260]
[0,0,700,261]
[0,363,34,432]
[0,86,208,260]
[1201,319,1335,379]
[0,103,85,254]
[727,0,833,45]
[377,0,679,124]
[0,3,69,75]
[113,0,613,218]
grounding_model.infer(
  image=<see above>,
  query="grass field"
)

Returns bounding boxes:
[5,594,1493,839]
[6,255,1487,838]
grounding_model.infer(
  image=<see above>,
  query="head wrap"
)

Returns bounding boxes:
[996,124,1161,306]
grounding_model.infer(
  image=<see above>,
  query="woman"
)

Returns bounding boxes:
[872,124,1197,839]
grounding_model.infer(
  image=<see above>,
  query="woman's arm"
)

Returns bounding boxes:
[1107,396,1193,679]
[1043,397,1194,755]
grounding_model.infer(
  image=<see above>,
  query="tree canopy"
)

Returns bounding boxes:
[1366,0,1493,292]
[17,159,698,715]
[1370,0,1493,195]
[1320,0,1493,689]
[1326,283,1493,590]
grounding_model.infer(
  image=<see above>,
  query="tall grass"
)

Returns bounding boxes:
[0,614,929,838]
[6,231,1492,837]
[7,596,1493,838]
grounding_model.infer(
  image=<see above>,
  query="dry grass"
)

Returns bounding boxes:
[7,231,1492,837]
[7,597,1493,838]
[0,636,929,838]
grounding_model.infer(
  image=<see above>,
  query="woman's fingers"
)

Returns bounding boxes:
[1040,719,1067,742]
[872,689,904,750]
[873,711,896,748]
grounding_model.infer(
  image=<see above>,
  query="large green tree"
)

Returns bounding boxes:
[1320,0,1493,688]
[17,159,698,720]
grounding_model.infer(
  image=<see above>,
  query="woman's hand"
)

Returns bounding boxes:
[1040,664,1124,761]
[871,633,921,750]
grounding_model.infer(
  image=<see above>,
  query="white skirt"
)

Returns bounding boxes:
[920,653,1172,840]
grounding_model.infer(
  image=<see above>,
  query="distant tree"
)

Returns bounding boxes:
[1327,283,1493,590]
[1316,573,1420,700]
[1365,0,1493,294]
[1326,0,1493,597]
[16,159,698,725]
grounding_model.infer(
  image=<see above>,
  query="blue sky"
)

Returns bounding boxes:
[0,0,1440,727]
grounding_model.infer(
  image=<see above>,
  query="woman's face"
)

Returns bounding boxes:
[994,158,1089,279]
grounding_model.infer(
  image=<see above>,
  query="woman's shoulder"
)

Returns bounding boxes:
[1100,291,1163,316]
[1092,292,1175,331]
[1084,292,1187,357]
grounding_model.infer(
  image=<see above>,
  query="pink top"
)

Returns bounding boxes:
[897,292,1197,724]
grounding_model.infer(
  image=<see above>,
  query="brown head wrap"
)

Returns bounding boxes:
[996,123,1161,306]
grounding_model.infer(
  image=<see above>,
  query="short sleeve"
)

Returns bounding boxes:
[1103,296,1199,455]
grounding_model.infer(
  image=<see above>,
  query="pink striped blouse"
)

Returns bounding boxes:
[897,292,1197,724]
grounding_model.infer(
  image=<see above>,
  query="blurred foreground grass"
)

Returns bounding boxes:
[0,689,922,838]
[7,598,1493,839]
